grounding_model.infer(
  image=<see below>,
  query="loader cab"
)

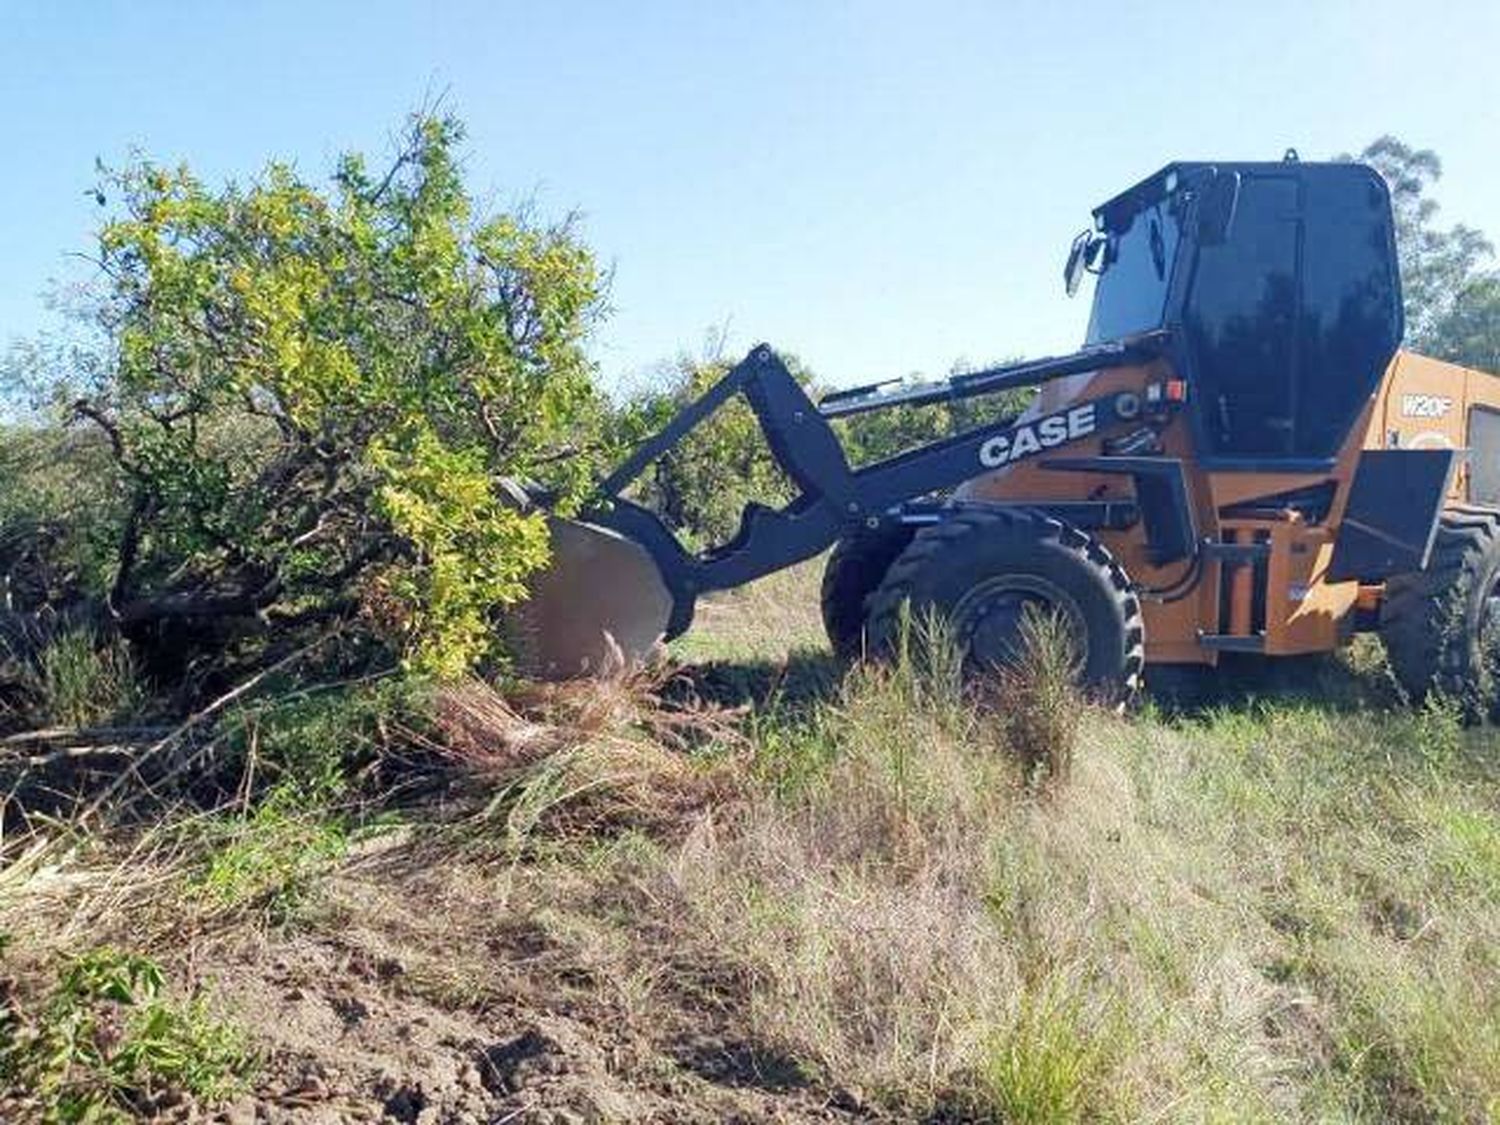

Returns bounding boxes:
[1080,160,1403,470]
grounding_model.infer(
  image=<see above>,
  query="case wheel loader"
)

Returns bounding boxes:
[520,156,1500,709]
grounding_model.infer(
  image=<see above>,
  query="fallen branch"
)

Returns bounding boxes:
[0,726,171,747]
[10,743,153,769]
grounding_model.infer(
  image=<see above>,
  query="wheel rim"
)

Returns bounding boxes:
[950,574,1086,673]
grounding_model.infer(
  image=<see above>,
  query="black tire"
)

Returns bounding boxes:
[821,523,915,658]
[865,506,1145,697]
[1380,505,1500,711]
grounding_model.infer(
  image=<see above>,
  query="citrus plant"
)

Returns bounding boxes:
[63,112,606,676]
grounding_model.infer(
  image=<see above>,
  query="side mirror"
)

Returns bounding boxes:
[1196,170,1241,245]
[1064,229,1092,296]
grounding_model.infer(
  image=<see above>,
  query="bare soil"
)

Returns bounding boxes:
[196,840,870,1125]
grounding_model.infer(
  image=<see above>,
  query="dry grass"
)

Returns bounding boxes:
[426,672,749,844]
[3,563,1499,1121]
[654,676,1500,1120]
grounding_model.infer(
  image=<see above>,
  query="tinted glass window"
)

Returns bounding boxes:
[1086,198,1182,344]
[1185,177,1299,456]
[1295,172,1402,455]
[1184,168,1400,461]
[1469,407,1500,505]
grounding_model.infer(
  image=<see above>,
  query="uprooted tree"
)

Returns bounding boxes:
[8,113,608,684]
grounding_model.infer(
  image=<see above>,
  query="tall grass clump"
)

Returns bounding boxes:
[662,599,1463,1119]
[22,629,145,729]
[976,981,1121,1125]
[657,606,1151,1115]
[996,606,1084,789]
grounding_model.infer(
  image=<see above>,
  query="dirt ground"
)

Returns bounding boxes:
[196,834,868,1125]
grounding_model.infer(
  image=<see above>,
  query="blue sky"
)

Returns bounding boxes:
[4,1,1498,389]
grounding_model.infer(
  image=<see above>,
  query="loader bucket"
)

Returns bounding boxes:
[510,515,675,680]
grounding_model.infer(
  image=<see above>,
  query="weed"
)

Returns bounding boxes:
[997,606,1083,789]
[976,979,1119,1124]
[1410,691,1465,771]
[194,783,349,923]
[24,629,145,729]
[223,676,416,793]
[0,946,251,1121]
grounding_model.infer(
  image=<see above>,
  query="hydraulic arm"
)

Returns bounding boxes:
[518,341,1190,676]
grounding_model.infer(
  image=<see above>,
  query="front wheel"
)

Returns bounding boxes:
[864,506,1145,699]
[820,523,914,658]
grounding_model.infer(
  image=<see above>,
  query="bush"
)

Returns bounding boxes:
[16,111,608,680]
[832,371,1033,469]
[0,424,125,609]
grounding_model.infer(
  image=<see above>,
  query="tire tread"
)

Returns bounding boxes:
[864,505,1145,697]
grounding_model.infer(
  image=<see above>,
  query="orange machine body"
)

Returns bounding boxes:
[960,349,1500,665]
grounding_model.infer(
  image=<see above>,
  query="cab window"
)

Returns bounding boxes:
[1183,168,1400,462]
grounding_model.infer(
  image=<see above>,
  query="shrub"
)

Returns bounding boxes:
[616,353,1034,547]
[21,111,608,679]
[0,424,124,610]
[0,946,252,1121]
[832,371,1034,468]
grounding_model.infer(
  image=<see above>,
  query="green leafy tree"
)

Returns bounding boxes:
[41,113,606,677]
[1347,136,1500,370]
[1429,275,1500,373]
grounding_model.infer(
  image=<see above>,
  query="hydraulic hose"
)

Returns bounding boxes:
[1134,547,1205,604]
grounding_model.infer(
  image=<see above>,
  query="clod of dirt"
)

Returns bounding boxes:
[476,1028,556,1093]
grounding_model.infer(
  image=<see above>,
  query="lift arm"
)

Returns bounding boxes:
[586,344,1170,639]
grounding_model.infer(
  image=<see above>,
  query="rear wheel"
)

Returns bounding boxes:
[864,507,1145,698]
[821,523,914,658]
[1380,506,1500,712]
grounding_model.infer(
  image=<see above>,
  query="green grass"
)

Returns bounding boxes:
[977,981,1121,1125]
[193,783,351,924]
[24,629,145,729]
[4,559,1498,1122]
[652,565,1500,1120]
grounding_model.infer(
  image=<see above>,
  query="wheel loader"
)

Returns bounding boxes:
[520,155,1500,706]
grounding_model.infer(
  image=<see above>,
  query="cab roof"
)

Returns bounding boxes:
[1091,158,1369,232]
